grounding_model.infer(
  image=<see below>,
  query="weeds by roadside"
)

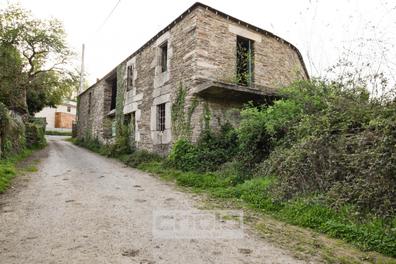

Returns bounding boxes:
[0,149,33,193]
[45,130,72,136]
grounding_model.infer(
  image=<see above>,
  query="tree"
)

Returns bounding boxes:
[0,43,25,112]
[0,4,78,115]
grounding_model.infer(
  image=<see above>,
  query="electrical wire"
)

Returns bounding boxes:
[96,0,121,33]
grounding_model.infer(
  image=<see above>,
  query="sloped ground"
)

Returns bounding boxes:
[0,137,303,264]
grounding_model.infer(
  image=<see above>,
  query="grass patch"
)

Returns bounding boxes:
[0,149,33,193]
[46,130,72,136]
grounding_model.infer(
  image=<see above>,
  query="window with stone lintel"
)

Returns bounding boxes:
[236,36,254,86]
[157,103,166,131]
[160,42,168,72]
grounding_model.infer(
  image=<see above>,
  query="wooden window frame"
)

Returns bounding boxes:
[157,103,166,131]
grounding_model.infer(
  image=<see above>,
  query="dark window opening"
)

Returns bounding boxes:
[131,112,136,136]
[110,77,117,110]
[236,36,254,86]
[160,42,168,72]
[157,103,166,131]
[88,92,92,114]
[127,65,134,91]
[124,112,136,137]
[124,113,131,126]
[67,106,71,112]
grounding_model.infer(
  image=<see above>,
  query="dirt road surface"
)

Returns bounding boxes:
[0,137,304,264]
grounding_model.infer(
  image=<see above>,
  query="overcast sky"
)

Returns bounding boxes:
[2,0,396,88]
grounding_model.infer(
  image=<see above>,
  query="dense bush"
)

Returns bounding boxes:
[74,136,103,153]
[124,150,162,168]
[103,124,135,157]
[256,80,396,218]
[0,102,26,157]
[25,120,46,148]
[237,101,299,169]
[168,123,238,172]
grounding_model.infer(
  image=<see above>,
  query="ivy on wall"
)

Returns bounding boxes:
[113,63,135,151]
[0,102,26,158]
[115,63,127,128]
[203,101,211,131]
[171,83,199,140]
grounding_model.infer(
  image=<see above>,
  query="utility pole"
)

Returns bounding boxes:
[78,43,85,95]
[75,43,85,129]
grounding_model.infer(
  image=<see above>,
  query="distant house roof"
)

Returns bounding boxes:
[79,2,309,97]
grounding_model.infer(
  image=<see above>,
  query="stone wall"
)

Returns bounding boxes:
[77,4,308,153]
[187,6,308,142]
[192,6,307,86]
[77,80,109,141]
[77,9,199,154]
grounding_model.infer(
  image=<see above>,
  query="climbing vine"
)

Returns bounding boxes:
[0,102,26,158]
[171,83,199,140]
[203,102,211,131]
[115,63,127,128]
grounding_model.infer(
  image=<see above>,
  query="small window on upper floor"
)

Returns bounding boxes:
[88,92,92,114]
[236,36,254,86]
[160,42,168,72]
[157,103,166,131]
[110,77,117,111]
[67,106,71,112]
[127,65,134,91]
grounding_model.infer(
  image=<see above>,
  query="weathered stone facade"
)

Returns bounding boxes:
[77,3,308,154]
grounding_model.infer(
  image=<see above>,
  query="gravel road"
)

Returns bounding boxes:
[0,136,303,264]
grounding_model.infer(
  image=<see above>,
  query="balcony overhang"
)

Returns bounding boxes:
[106,109,116,117]
[194,80,278,103]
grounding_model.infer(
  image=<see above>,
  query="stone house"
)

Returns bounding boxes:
[77,2,309,154]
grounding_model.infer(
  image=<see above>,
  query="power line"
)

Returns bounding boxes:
[96,0,121,33]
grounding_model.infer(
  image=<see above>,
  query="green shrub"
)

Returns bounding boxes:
[125,150,162,168]
[195,123,239,171]
[216,160,251,185]
[25,121,46,148]
[104,124,135,157]
[174,171,230,189]
[168,123,238,172]
[0,149,31,193]
[45,130,72,136]
[260,81,396,217]
[167,138,199,171]
[0,102,26,157]
[74,137,103,153]
[0,160,16,192]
